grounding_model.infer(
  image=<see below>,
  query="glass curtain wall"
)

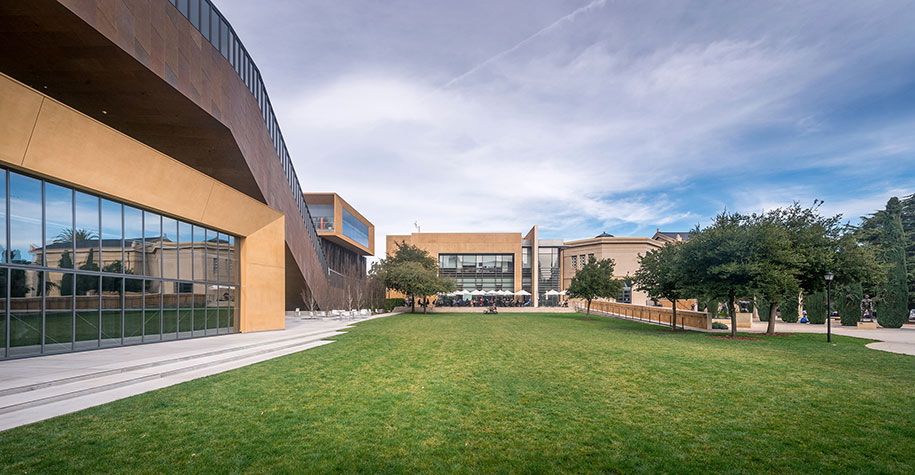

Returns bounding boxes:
[538,247,562,306]
[0,166,239,359]
[341,208,369,248]
[439,254,514,291]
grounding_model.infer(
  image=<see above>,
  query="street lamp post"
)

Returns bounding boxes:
[825,271,834,343]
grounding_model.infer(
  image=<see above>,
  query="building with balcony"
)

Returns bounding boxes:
[0,0,360,358]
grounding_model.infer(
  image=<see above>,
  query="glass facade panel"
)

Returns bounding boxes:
[206,282,219,335]
[101,199,122,274]
[178,221,191,281]
[144,281,161,342]
[0,268,6,358]
[44,271,73,354]
[188,0,199,28]
[0,172,6,264]
[227,286,236,330]
[192,283,206,337]
[9,269,41,356]
[125,278,143,344]
[162,217,178,280]
[74,192,99,270]
[9,173,42,265]
[308,204,334,232]
[45,183,72,269]
[162,281,178,340]
[74,274,99,350]
[199,0,210,41]
[144,211,160,277]
[218,285,229,332]
[538,247,562,306]
[124,206,142,275]
[178,284,192,338]
[101,276,122,347]
[0,167,239,359]
[341,208,369,248]
[439,254,514,292]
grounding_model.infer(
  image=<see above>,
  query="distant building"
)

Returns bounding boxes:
[386,227,676,307]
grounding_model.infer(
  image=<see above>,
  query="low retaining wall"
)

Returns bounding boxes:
[579,300,712,330]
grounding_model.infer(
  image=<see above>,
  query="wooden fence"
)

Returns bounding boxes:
[577,300,712,330]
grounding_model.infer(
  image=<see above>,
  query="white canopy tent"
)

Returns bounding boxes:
[470,289,485,296]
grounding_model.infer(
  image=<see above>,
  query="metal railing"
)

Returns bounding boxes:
[166,0,327,274]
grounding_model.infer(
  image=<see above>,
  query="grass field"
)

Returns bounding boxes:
[1,312,913,473]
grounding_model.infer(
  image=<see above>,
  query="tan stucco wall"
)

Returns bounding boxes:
[0,72,286,332]
[562,237,663,305]
[386,232,524,292]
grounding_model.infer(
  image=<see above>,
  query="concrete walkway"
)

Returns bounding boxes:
[0,312,399,432]
[745,320,915,356]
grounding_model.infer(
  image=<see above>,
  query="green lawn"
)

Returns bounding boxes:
[1,312,914,473]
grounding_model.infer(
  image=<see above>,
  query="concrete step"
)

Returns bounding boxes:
[0,327,343,398]
[0,330,344,419]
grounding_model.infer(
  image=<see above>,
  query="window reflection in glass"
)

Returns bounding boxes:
[44,271,73,354]
[74,192,100,271]
[45,183,72,269]
[162,217,178,280]
[101,199,122,274]
[0,172,6,263]
[192,225,205,281]
[124,278,143,343]
[9,173,42,265]
[144,281,161,342]
[101,276,122,346]
[143,211,160,277]
[9,269,41,356]
[178,221,191,281]
[124,206,143,275]
[75,273,99,350]
[341,208,369,248]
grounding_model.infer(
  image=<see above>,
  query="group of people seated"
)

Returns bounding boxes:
[435,297,531,308]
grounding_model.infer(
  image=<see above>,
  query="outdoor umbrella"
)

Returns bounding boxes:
[545,289,560,296]
[471,289,485,296]
[514,290,531,296]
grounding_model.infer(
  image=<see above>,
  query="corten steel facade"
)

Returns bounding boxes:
[386,228,679,307]
[0,0,343,358]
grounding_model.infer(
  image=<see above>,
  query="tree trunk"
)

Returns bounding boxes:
[410,294,415,313]
[728,294,737,338]
[672,298,678,329]
[766,302,777,335]
[586,300,591,319]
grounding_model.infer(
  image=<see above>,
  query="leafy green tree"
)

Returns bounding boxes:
[567,256,623,319]
[680,212,756,338]
[878,197,908,327]
[743,210,802,334]
[371,241,454,313]
[633,242,687,328]
[805,291,827,324]
[838,282,864,326]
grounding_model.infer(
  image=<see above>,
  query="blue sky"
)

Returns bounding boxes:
[217,0,915,251]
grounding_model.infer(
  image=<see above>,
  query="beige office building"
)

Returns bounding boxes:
[386,228,690,307]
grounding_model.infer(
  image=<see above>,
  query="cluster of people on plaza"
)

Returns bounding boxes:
[435,296,531,307]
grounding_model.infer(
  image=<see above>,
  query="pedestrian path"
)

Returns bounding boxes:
[747,320,915,356]
[0,312,398,432]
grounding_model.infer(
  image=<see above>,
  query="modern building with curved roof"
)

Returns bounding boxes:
[0,0,366,358]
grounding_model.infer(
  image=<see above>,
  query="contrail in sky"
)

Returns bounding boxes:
[443,0,608,88]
